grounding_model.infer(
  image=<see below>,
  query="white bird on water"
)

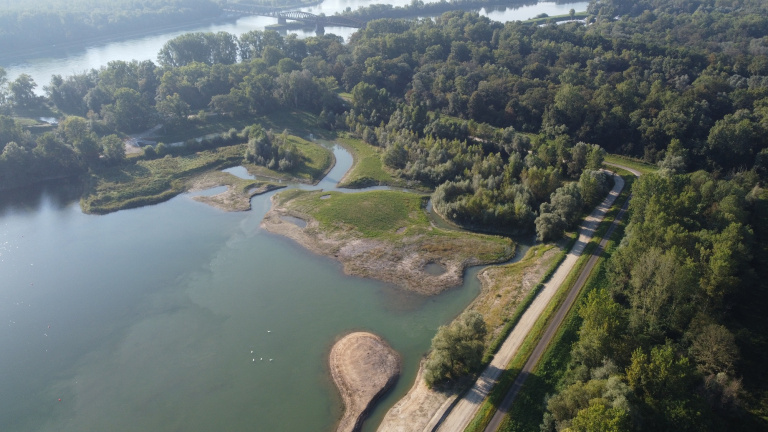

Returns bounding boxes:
[260,358,263,361]
[267,330,271,333]
[269,359,273,362]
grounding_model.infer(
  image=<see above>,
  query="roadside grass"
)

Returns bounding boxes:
[604,153,658,176]
[465,174,635,432]
[335,136,415,189]
[479,236,575,364]
[474,243,562,356]
[497,255,615,432]
[276,189,514,262]
[497,220,627,432]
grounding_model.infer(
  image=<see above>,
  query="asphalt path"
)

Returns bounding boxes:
[427,168,628,432]
[482,163,641,432]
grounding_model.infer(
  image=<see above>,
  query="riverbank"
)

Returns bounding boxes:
[331,332,401,432]
[187,171,285,212]
[376,242,563,431]
[261,189,515,294]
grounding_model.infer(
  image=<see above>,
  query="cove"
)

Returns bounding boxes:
[0,143,529,432]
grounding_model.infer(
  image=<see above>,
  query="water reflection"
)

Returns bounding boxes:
[0,178,83,217]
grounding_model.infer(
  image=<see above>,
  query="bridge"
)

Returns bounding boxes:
[222,5,364,32]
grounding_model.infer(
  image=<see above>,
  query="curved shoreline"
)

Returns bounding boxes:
[260,193,515,295]
[330,332,401,432]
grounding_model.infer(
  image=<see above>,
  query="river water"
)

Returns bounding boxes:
[0,0,587,95]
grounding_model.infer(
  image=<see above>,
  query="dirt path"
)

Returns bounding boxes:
[424,171,624,432]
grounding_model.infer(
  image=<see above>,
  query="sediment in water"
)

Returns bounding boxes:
[330,332,401,432]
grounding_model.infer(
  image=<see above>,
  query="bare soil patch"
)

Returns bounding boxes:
[187,171,283,212]
[261,195,512,294]
[331,332,401,432]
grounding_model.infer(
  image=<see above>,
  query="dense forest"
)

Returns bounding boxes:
[1,0,768,427]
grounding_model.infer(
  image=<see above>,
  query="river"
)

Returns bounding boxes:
[0,0,588,95]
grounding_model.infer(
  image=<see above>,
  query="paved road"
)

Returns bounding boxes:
[426,169,626,432]
[482,163,641,432]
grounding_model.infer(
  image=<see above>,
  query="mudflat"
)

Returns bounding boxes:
[330,332,401,432]
[261,190,514,294]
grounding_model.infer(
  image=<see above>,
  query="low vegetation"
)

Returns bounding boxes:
[81,123,331,213]
[336,136,412,189]
[265,189,515,293]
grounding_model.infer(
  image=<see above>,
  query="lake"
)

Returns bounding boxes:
[1,143,531,432]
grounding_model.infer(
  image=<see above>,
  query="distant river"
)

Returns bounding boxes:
[0,1,588,95]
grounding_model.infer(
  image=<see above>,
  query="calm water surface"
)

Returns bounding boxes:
[1,145,528,432]
[1,1,588,95]
[0,0,574,428]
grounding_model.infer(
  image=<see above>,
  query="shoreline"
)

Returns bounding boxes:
[260,192,515,295]
[330,332,401,432]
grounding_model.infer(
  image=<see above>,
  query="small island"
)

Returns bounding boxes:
[330,332,400,432]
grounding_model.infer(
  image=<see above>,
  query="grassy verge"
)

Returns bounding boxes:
[481,234,577,364]
[493,177,634,432]
[465,175,635,432]
[496,219,628,432]
[335,136,417,189]
[604,153,658,176]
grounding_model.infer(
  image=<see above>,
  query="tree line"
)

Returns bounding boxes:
[539,170,768,431]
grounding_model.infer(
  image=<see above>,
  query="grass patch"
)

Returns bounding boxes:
[336,136,415,189]
[604,153,658,176]
[245,134,333,184]
[288,190,428,238]
[81,145,247,214]
[524,11,588,24]
[277,189,514,262]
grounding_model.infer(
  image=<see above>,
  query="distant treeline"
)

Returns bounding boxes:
[0,0,221,53]
[338,0,542,22]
